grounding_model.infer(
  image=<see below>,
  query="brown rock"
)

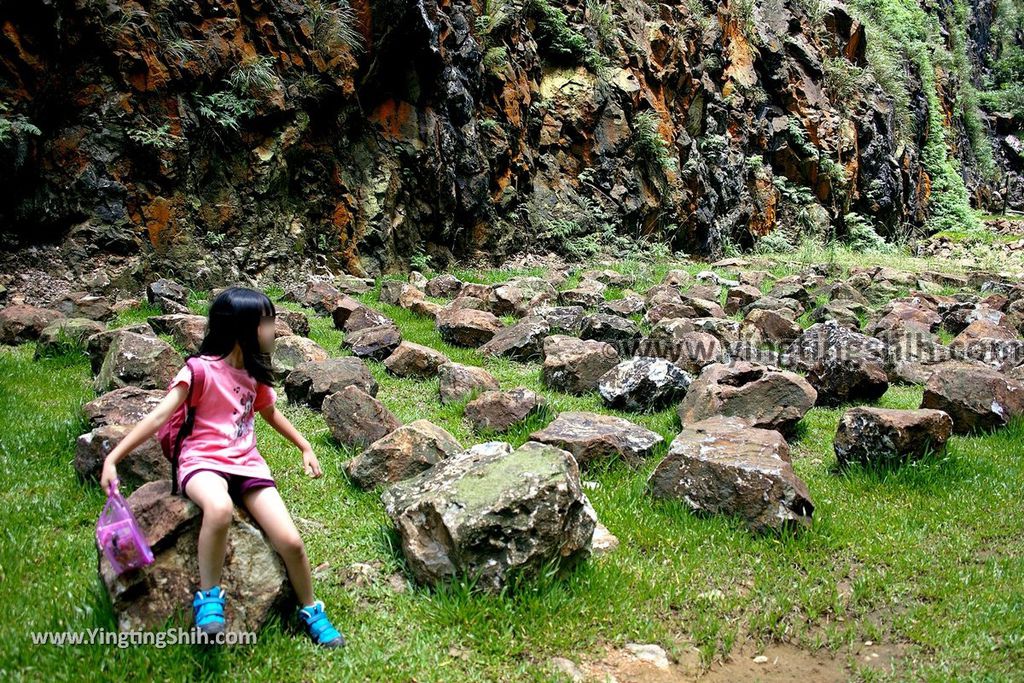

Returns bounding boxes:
[465,388,546,433]
[436,308,504,347]
[833,407,953,468]
[344,419,462,489]
[322,385,401,448]
[529,411,663,468]
[541,335,620,394]
[647,416,813,532]
[383,341,449,377]
[437,362,500,404]
[0,304,65,344]
[678,361,816,434]
[921,366,1024,433]
[284,357,377,410]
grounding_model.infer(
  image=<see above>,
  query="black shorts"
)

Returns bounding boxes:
[181,468,276,502]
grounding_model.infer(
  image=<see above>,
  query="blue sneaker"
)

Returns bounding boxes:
[298,600,345,648]
[192,585,226,635]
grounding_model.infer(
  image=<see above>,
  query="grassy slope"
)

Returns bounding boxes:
[0,254,1022,681]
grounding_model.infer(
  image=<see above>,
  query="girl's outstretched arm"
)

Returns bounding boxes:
[100,384,189,491]
[258,405,322,477]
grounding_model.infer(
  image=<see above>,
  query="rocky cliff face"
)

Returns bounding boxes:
[0,0,1020,286]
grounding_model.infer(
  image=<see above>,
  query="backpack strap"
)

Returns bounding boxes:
[170,357,206,496]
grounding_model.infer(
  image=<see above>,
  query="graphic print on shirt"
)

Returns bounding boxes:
[230,385,256,443]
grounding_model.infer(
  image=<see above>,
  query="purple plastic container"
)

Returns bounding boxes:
[96,480,154,574]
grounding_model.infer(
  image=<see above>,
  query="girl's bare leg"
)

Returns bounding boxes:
[184,471,234,590]
[241,486,315,606]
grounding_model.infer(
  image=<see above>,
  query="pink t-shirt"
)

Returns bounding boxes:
[169,354,277,489]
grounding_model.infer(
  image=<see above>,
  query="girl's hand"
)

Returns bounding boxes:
[302,448,322,478]
[100,457,119,493]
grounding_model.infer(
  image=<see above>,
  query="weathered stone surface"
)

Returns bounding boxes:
[579,313,642,349]
[787,322,889,406]
[284,357,377,410]
[271,335,329,381]
[55,291,115,321]
[597,357,692,412]
[99,480,291,633]
[488,277,557,316]
[146,314,208,354]
[425,274,464,298]
[601,294,645,317]
[322,385,400,448]
[343,305,393,333]
[75,424,168,489]
[541,335,620,394]
[833,407,953,468]
[465,388,546,432]
[83,386,166,428]
[282,280,346,315]
[345,419,462,489]
[436,308,504,347]
[381,440,596,591]
[479,315,551,360]
[740,308,802,346]
[725,285,763,315]
[86,325,155,373]
[437,362,500,404]
[95,332,182,393]
[383,341,449,377]
[34,317,105,358]
[647,417,813,532]
[0,304,65,344]
[528,305,586,334]
[677,361,816,434]
[640,321,726,374]
[329,296,363,330]
[921,366,1024,433]
[344,323,402,361]
[147,278,187,306]
[276,309,310,337]
[529,411,663,468]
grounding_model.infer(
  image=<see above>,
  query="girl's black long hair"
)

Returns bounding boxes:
[196,287,276,386]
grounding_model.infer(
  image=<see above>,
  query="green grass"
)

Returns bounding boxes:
[2,257,1023,680]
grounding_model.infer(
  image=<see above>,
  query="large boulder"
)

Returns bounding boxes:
[99,480,291,633]
[75,424,169,489]
[740,308,802,346]
[34,318,106,358]
[478,315,551,360]
[425,274,464,298]
[383,341,449,378]
[0,304,65,344]
[488,277,557,316]
[528,305,586,335]
[529,411,663,469]
[95,332,182,393]
[464,388,546,433]
[147,278,189,314]
[344,419,462,489]
[146,314,208,354]
[343,323,402,361]
[541,335,620,394]
[787,323,889,406]
[55,292,115,321]
[437,362,500,404]
[271,335,330,381]
[833,407,953,468]
[436,308,504,347]
[647,417,814,532]
[579,314,642,352]
[677,361,816,434]
[83,386,166,428]
[322,385,401,448]
[921,366,1024,433]
[284,357,377,410]
[380,441,597,591]
[597,357,692,412]
[85,325,155,373]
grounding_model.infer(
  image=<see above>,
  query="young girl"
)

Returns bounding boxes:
[99,287,345,648]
